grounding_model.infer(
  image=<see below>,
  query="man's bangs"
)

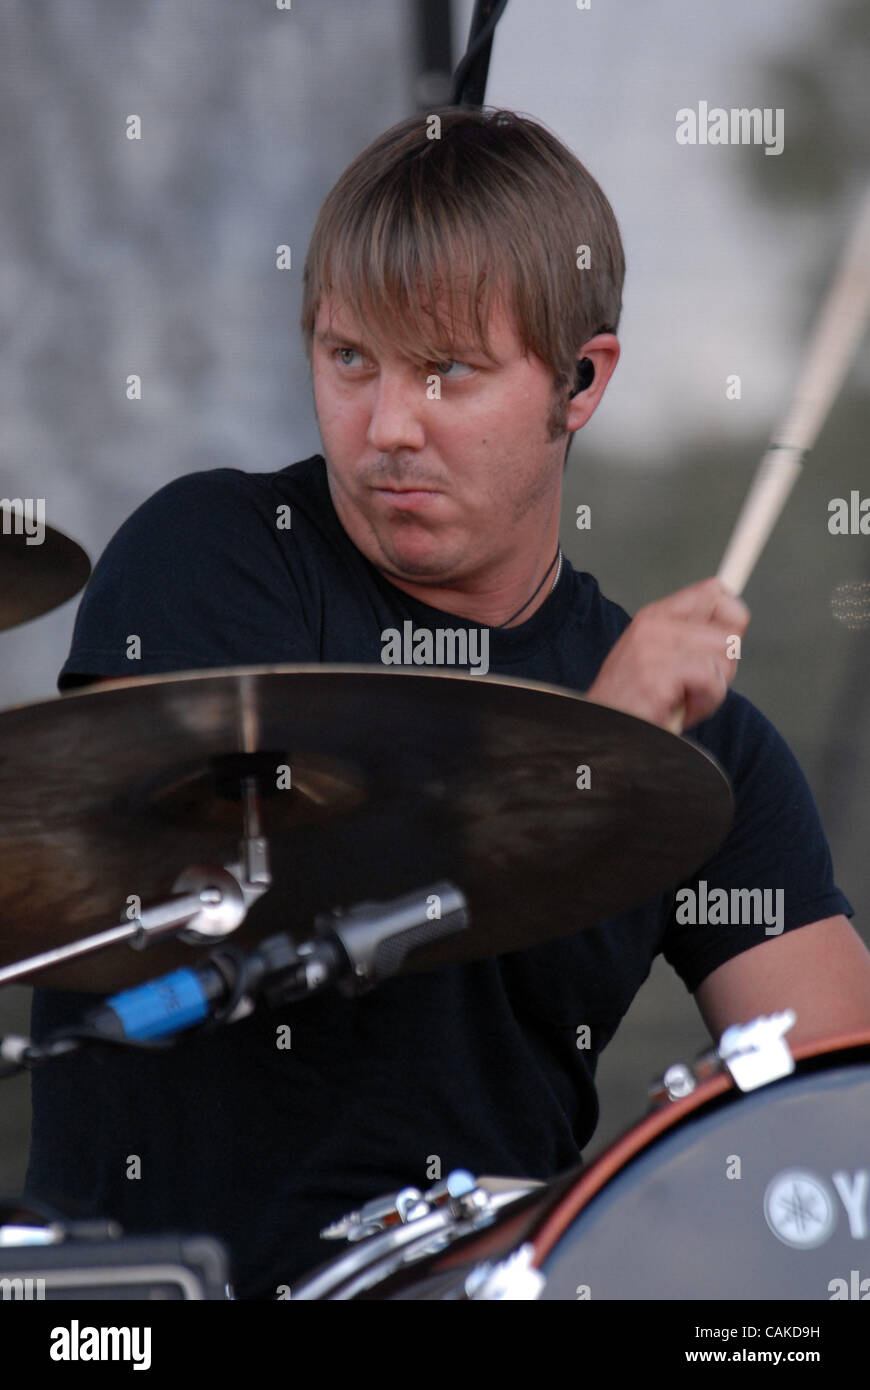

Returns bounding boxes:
[322,216,505,369]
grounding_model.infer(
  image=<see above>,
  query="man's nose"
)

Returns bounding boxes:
[366,370,427,454]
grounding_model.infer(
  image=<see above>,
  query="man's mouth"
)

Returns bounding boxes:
[371,482,441,492]
[373,486,442,507]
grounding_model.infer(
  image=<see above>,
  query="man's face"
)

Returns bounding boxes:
[310,293,568,587]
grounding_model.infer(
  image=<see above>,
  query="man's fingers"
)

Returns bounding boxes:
[586,577,751,734]
[651,576,750,629]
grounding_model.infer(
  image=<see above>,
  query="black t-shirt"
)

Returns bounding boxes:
[26,455,852,1297]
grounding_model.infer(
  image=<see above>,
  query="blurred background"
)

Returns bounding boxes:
[1,0,868,1198]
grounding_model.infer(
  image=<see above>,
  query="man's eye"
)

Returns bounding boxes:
[336,347,363,367]
[432,359,473,378]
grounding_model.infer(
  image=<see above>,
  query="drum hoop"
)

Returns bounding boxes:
[530,1028,870,1264]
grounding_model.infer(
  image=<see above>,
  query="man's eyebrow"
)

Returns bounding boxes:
[315,329,361,347]
[315,327,494,362]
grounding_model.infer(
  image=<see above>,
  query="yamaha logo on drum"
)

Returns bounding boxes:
[764,1170,837,1249]
[764,1168,869,1249]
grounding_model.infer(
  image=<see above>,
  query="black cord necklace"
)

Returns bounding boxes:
[495,545,562,629]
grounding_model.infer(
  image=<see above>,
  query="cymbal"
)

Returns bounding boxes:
[0,666,733,992]
[0,518,90,630]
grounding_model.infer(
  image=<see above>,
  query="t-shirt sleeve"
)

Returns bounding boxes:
[59,468,319,688]
[661,691,854,994]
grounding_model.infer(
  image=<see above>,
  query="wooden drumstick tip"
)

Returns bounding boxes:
[665,703,686,736]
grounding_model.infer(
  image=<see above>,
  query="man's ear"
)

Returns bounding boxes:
[566,334,620,434]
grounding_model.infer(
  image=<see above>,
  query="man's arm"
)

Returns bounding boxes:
[693,914,870,1048]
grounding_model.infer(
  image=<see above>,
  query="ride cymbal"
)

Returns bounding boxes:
[0,666,732,991]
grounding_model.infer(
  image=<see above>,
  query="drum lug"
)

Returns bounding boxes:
[656,1061,698,1102]
[649,1054,723,1105]
[465,1244,546,1301]
[320,1186,425,1242]
[319,1169,479,1242]
[650,1009,798,1104]
[717,1009,797,1091]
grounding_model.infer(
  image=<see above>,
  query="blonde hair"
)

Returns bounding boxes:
[300,107,624,438]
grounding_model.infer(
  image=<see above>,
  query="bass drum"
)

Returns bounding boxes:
[292,1032,870,1299]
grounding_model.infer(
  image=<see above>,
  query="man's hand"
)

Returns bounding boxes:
[586,577,750,733]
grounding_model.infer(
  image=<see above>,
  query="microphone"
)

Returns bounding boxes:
[82,881,469,1043]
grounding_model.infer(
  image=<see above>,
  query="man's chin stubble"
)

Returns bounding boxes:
[377,554,455,584]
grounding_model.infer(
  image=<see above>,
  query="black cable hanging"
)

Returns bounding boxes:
[450,0,510,108]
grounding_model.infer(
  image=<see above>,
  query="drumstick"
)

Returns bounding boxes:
[717,185,870,597]
[664,188,870,736]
